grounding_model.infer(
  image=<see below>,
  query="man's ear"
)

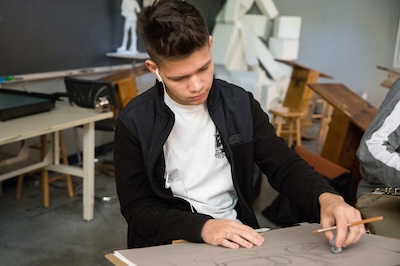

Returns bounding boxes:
[208,35,213,51]
[145,60,159,80]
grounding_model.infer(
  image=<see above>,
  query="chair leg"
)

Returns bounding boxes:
[15,174,24,200]
[38,135,50,208]
[275,117,283,137]
[59,132,74,198]
[65,174,74,198]
[287,118,294,146]
[318,104,332,144]
[296,117,302,146]
[42,168,50,208]
[14,132,74,207]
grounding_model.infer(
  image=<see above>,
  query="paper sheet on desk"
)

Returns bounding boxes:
[112,223,400,266]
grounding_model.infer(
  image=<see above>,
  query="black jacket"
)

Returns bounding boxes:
[114,78,337,248]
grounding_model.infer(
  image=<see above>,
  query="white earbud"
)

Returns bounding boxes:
[155,68,163,83]
[165,172,171,189]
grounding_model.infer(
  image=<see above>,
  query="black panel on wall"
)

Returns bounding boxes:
[187,0,226,34]
[0,0,225,77]
[0,0,125,76]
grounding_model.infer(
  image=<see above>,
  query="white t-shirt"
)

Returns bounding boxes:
[163,92,238,220]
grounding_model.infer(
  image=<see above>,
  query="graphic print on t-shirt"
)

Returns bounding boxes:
[215,130,225,159]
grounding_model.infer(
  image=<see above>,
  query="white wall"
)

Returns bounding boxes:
[274,0,400,108]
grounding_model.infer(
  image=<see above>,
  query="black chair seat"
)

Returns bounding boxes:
[95,118,116,132]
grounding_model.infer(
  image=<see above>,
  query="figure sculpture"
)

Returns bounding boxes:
[117,0,141,53]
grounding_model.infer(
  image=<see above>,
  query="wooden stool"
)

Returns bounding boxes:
[275,60,333,128]
[15,131,74,208]
[309,95,325,120]
[270,107,304,146]
[306,95,333,143]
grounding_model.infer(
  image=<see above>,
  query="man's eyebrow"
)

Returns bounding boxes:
[167,59,212,80]
[199,59,212,69]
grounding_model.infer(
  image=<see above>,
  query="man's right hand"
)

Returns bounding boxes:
[201,219,265,249]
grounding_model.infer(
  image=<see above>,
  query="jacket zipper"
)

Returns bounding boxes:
[210,114,255,220]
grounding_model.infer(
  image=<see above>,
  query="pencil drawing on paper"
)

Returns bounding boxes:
[192,242,340,266]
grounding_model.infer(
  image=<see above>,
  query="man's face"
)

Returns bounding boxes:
[148,36,214,105]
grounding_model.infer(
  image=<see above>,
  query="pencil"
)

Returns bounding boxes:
[312,216,384,234]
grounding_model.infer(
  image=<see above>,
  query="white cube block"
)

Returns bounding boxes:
[215,6,225,23]
[255,0,279,19]
[239,21,259,68]
[254,37,285,81]
[264,81,281,115]
[224,0,241,22]
[225,36,246,71]
[212,23,240,65]
[241,14,271,40]
[273,16,302,39]
[269,37,299,61]
[229,70,261,92]
[224,0,255,22]
[240,0,255,12]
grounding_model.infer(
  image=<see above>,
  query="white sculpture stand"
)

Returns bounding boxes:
[117,0,141,54]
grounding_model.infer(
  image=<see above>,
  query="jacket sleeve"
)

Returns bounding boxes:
[357,78,400,189]
[114,117,212,248]
[250,96,338,218]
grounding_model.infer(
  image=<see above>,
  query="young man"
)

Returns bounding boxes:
[114,0,365,249]
[356,77,400,239]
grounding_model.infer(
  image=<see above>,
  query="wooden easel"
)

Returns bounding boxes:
[277,60,333,127]
[308,83,378,187]
[269,60,333,145]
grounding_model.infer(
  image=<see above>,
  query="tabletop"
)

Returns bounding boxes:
[308,83,377,132]
[0,104,112,145]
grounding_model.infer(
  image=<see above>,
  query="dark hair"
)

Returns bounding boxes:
[138,0,210,65]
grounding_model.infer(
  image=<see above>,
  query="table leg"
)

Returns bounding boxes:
[82,122,95,221]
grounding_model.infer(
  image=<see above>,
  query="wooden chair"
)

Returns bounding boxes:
[308,95,333,144]
[100,64,149,111]
[275,60,333,125]
[15,132,74,208]
[270,107,304,146]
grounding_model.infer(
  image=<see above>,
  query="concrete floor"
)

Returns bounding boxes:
[0,165,127,266]
[0,123,322,266]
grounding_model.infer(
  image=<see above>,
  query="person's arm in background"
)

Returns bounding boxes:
[357,78,400,189]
